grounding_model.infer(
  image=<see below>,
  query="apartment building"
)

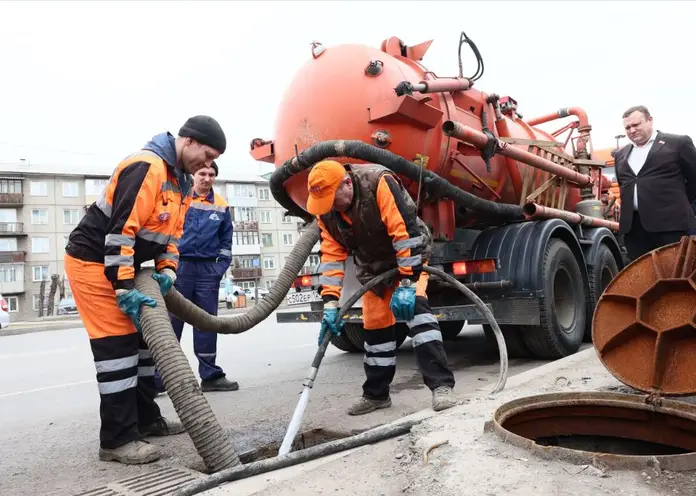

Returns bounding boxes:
[0,164,319,322]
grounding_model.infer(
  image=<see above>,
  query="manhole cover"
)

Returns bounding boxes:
[74,466,202,496]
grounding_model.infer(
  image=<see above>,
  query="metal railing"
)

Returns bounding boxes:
[233,220,259,231]
[231,267,263,279]
[0,251,25,263]
[0,222,24,235]
[0,193,23,205]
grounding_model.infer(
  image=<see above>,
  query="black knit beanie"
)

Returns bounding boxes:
[211,161,219,176]
[179,115,227,154]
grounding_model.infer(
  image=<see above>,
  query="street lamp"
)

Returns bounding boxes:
[614,134,626,149]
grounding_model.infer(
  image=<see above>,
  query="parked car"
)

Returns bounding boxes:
[57,296,79,315]
[0,293,10,329]
[244,288,269,300]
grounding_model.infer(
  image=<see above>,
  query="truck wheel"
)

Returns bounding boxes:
[440,320,464,340]
[585,243,620,342]
[522,238,586,359]
[330,333,361,352]
[483,324,530,358]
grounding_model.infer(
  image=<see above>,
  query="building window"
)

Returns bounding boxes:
[260,211,272,224]
[30,181,47,197]
[6,296,18,313]
[261,232,273,247]
[31,208,48,225]
[31,237,50,253]
[233,184,255,198]
[0,264,19,282]
[32,265,50,282]
[263,256,276,270]
[64,236,69,248]
[0,238,17,251]
[63,209,80,225]
[233,232,260,246]
[281,214,293,224]
[305,255,320,267]
[33,294,43,311]
[62,181,79,197]
[234,207,257,222]
[85,179,109,196]
[265,279,275,290]
[241,281,255,290]
[283,233,294,246]
[0,179,22,194]
[259,188,270,201]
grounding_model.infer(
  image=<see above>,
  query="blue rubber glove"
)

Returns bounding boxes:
[318,302,344,346]
[116,289,157,333]
[151,268,176,296]
[390,282,416,322]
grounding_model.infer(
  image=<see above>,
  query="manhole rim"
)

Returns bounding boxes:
[490,391,696,471]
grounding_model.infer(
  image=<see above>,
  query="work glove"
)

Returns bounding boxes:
[390,279,416,322]
[151,268,176,296]
[116,289,157,333]
[318,301,344,346]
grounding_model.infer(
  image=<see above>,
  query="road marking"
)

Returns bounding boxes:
[0,347,84,360]
[0,379,95,398]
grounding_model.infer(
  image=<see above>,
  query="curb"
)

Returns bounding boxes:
[201,347,598,495]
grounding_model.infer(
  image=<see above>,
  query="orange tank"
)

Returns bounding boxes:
[251,36,610,231]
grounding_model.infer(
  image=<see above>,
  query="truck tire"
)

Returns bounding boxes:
[585,243,620,342]
[521,238,586,359]
[330,333,361,352]
[345,322,408,352]
[440,320,464,340]
[483,324,530,358]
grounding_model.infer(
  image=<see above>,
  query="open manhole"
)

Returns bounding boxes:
[489,237,696,472]
[239,427,354,463]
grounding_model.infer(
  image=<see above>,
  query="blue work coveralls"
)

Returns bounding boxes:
[154,187,233,389]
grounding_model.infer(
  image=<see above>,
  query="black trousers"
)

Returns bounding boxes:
[624,211,686,262]
[90,333,161,449]
[362,296,455,400]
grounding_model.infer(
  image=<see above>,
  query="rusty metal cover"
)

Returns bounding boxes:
[592,237,696,396]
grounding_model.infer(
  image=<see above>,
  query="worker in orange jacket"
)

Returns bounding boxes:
[65,115,227,465]
[306,160,457,416]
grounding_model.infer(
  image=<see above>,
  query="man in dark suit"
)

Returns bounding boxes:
[614,105,696,261]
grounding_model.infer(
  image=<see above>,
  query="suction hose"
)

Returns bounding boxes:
[171,264,508,495]
[163,221,320,334]
[135,269,241,472]
[269,140,524,222]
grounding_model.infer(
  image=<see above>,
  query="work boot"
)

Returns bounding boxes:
[201,376,239,392]
[347,396,392,416]
[432,386,458,412]
[140,416,186,437]
[98,440,160,465]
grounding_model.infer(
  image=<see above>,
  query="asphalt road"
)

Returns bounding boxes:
[0,310,548,496]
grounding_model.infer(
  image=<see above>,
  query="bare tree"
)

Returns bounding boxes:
[58,275,66,301]
[38,279,46,317]
[47,274,59,316]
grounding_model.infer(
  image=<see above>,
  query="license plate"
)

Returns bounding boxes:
[286,291,322,305]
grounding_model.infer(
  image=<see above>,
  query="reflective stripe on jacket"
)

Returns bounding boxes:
[66,137,192,291]
[178,188,233,261]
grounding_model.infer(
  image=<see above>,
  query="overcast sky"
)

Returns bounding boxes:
[0,1,693,180]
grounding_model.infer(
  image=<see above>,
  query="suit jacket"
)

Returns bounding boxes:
[614,131,696,234]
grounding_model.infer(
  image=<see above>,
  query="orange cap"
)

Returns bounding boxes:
[306,160,346,215]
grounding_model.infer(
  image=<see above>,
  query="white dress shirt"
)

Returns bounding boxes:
[627,130,659,210]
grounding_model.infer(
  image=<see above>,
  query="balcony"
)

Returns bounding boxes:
[0,279,24,294]
[231,267,263,279]
[0,251,25,263]
[0,222,25,236]
[0,193,23,206]
[233,220,259,232]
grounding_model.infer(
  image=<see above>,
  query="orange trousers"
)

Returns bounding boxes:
[64,254,161,449]
[362,271,429,330]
